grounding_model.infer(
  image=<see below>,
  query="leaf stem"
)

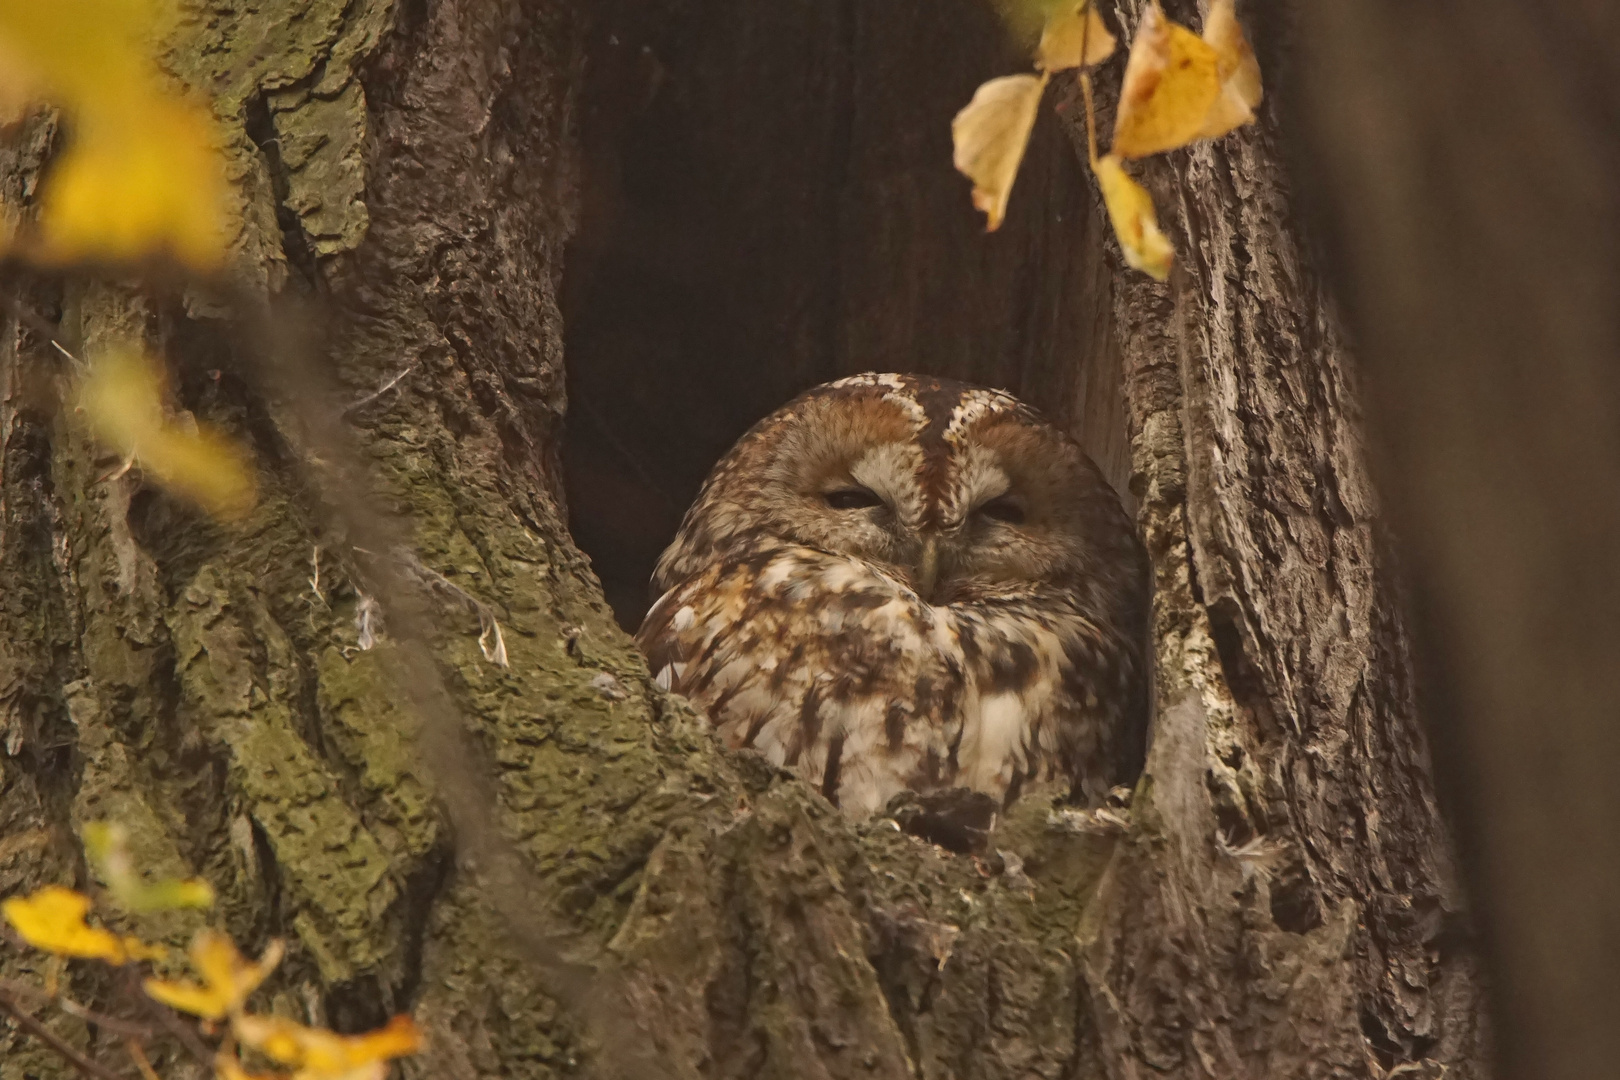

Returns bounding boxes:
[1081,69,1099,167]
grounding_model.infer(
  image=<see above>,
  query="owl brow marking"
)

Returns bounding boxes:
[905,381,971,514]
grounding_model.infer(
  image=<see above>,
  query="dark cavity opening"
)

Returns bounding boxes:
[562,0,1132,632]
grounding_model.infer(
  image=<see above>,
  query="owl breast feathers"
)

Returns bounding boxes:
[636,373,1148,818]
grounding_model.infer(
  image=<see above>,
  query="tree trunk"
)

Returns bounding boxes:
[0,3,1488,1080]
[1288,5,1620,1079]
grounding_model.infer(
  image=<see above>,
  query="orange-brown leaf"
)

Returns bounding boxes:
[1093,154,1172,280]
[1196,0,1263,139]
[1035,3,1116,72]
[235,1013,423,1079]
[1110,3,1220,159]
[951,72,1049,231]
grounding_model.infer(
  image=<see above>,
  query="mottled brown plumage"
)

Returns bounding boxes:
[636,373,1148,817]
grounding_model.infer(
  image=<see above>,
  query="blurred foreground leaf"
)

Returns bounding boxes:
[0,0,231,268]
[2,884,166,963]
[1111,3,1221,158]
[1197,0,1263,139]
[80,349,257,520]
[143,930,284,1021]
[233,1013,422,1080]
[84,821,217,914]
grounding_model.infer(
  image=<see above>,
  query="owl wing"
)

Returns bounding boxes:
[946,595,1137,805]
[637,546,967,816]
[636,546,1135,815]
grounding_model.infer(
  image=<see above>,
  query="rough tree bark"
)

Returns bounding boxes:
[0,2,1488,1080]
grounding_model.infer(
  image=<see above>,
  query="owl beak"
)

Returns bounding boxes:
[915,535,941,603]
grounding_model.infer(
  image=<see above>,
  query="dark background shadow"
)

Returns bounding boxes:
[560,0,1129,629]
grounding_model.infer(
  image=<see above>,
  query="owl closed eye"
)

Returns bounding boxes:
[636,372,1148,818]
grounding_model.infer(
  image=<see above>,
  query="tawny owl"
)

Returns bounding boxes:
[636,373,1148,818]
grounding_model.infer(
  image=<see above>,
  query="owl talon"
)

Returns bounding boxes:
[884,788,999,855]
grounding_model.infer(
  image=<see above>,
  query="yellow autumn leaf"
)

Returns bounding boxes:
[84,821,216,914]
[1035,2,1116,72]
[951,72,1049,232]
[1093,154,1173,280]
[80,349,257,520]
[38,96,229,268]
[1196,0,1263,139]
[143,930,285,1021]
[129,936,173,962]
[0,31,38,128]
[1110,2,1220,159]
[1,884,165,963]
[235,1013,423,1079]
[0,0,231,268]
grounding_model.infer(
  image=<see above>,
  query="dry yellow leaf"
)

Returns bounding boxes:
[1093,154,1172,280]
[235,1013,423,1080]
[38,97,230,268]
[1197,0,1263,139]
[1110,2,1220,159]
[951,72,1049,232]
[0,32,39,128]
[0,0,231,268]
[1,884,163,963]
[143,930,284,1020]
[80,349,257,520]
[84,821,217,914]
[1035,2,1116,72]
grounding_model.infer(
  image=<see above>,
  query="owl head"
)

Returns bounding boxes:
[653,373,1146,628]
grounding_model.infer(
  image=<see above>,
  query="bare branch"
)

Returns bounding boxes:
[0,980,157,1042]
[0,987,136,1080]
[119,970,213,1068]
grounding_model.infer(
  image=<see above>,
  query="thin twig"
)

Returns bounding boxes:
[120,970,213,1069]
[0,980,157,1040]
[576,396,678,514]
[52,339,85,369]
[1078,2,1098,166]
[342,361,417,417]
[58,999,155,1040]
[0,987,135,1080]
[1081,69,1099,167]
[125,1038,162,1080]
[0,288,88,373]
[397,551,510,667]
